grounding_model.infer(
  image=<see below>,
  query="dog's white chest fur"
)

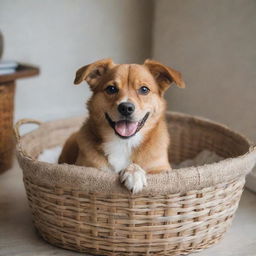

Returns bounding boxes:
[103,134,142,173]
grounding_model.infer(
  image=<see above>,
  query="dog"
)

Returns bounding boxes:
[58,59,185,193]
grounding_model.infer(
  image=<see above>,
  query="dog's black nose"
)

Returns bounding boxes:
[118,102,135,116]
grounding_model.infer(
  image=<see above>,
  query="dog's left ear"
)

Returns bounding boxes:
[74,58,115,90]
[144,59,185,94]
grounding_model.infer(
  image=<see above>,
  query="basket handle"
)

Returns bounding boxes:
[14,118,42,142]
[249,143,256,152]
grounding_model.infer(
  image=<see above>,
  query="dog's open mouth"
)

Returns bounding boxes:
[105,112,149,139]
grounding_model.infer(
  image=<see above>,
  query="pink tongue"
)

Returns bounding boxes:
[115,121,139,137]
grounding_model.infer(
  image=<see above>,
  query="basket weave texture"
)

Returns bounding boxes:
[0,82,15,173]
[16,112,256,256]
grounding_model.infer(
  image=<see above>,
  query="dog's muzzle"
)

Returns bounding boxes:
[105,112,150,139]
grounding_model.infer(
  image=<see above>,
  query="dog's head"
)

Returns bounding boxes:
[74,59,185,139]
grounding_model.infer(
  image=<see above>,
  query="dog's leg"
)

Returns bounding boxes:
[58,132,79,164]
[120,164,147,194]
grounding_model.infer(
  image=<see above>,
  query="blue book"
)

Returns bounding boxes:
[0,60,18,70]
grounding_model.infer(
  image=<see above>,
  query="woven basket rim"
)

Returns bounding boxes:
[16,111,256,195]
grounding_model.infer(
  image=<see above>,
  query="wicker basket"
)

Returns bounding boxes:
[0,82,15,173]
[15,112,256,256]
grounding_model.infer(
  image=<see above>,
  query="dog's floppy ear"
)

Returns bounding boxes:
[144,59,185,94]
[74,58,115,89]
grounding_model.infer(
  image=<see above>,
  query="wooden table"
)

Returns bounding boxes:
[0,64,39,173]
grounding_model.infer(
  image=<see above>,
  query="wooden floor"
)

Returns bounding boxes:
[1,159,256,256]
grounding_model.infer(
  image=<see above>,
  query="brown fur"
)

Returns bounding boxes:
[58,132,79,165]
[58,59,185,176]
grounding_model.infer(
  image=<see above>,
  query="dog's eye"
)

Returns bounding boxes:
[105,85,119,95]
[138,86,150,95]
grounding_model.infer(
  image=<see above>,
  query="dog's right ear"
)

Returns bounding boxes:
[74,58,115,90]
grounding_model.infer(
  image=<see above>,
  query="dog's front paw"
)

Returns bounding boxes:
[120,164,147,194]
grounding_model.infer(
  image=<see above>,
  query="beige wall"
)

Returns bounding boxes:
[1,0,255,142]
[153,0,256,141]
[0,0,153,121]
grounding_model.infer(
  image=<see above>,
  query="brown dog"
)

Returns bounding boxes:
[59,59,185,193]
